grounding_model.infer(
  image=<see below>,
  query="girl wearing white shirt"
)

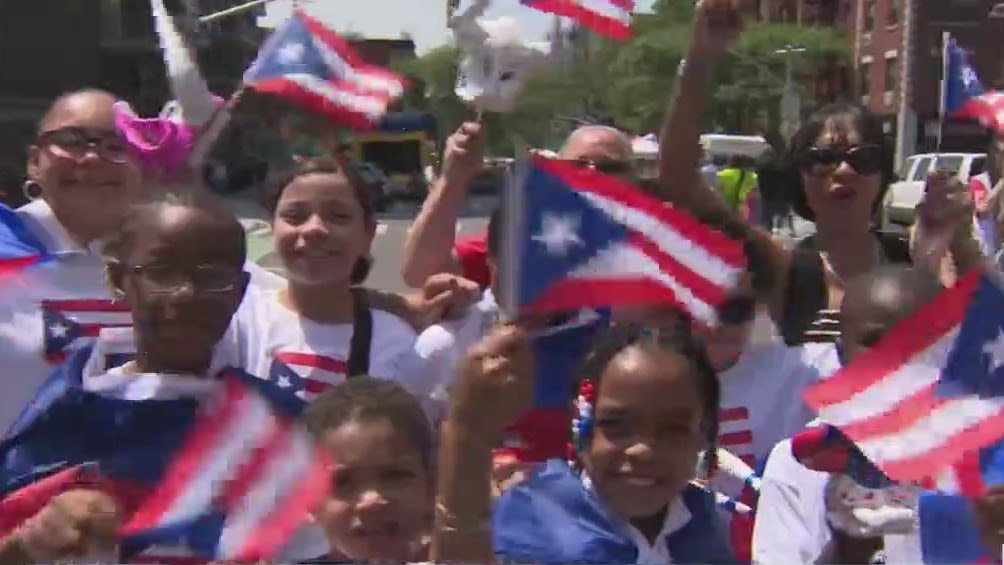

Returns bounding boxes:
[233,159,426,402]
[0,89,145,432]
[0,90,285,433]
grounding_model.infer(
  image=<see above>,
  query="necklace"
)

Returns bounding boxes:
[818,236,884,288]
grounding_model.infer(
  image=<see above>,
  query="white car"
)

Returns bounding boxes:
[883,152,985,227]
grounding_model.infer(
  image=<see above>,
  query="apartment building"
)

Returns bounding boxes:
[0,0,262,203]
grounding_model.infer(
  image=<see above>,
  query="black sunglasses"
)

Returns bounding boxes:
[798,144,883,176]
[566,158,634,176]
[719,294,757,325]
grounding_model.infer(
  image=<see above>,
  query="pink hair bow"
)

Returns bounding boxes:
[113,98,223,176]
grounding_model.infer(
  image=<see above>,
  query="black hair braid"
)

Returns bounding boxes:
[574,320,721,474]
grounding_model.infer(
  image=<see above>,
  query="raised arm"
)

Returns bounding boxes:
[401,123,485,288]
[654,0,798,327]
[432,325,534,564]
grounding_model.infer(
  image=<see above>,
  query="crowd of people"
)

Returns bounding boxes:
[0,0,1003,564]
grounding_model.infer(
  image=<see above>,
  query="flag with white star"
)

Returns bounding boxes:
[243,9,406,129]
[42,299,131,365]
[944,35,1004,133]
[806,268,1004,495]
[267,351,347,401]
[503,155,747,326]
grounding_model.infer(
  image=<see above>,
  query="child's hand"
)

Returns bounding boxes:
[450,324,534,441]
[421,274,481,323]
[971,484,1004,557]
[913,170,975,266]
[13,489,120,562]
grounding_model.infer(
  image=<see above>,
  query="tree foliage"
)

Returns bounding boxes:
[396,7,851,156]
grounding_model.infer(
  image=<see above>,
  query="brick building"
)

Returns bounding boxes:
[850,0,1004,164]
[0,0,262,204]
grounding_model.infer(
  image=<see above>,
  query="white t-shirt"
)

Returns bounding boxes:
[412,289,500,422]
[0,199,283,432]
[711,341,840,499]
[230,287,426,401]
[752,435,923,564]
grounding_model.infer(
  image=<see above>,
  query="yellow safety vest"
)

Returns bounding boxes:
[716,167,758,210]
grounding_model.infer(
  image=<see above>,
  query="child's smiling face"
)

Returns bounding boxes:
[312,418,432,562]
[581,345,706,519]
[111,201,247,374]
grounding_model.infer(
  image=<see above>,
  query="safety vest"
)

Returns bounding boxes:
[716,167,758,209]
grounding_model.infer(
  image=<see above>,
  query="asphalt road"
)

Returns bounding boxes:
[236,195,497,294]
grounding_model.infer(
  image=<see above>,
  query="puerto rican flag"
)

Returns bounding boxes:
[0,205,51,277]
[496,308,609,463]
[506,155,745,326]
[244,10,406,129]
[43,299,131,364]
[268,351,348,400]
[805,269,1004,494]
[122,374,329,563]
[0,347,328,564]
[521,0,633,40]
[944,36,1004,133]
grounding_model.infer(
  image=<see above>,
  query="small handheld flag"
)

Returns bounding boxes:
[805,269,1004,495]
[121,373,330,563]
[502,155,746,326]
[520,0,633,40]
[243,10,407,129]
[0,205,51,278]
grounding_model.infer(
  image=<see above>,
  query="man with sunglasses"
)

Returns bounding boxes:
[400,122,635,290]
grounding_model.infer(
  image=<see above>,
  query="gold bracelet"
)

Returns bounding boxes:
[435,501,491,534]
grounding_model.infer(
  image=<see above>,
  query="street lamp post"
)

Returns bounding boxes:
[199,0,284,23]
[990,3,1004,85]
[775,45,806,141]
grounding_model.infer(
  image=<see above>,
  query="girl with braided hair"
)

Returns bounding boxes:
[432,321,736,564]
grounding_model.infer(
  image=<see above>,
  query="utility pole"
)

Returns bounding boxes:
[894,0,916,171]
[776,45,806,142]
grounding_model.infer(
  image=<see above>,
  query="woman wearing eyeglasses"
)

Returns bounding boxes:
[656,0,982,346]
[0,89,147,432]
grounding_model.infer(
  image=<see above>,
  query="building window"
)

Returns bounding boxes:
[887,0,900,25]
[884,57,899,104]
[863,0,875,32]
[860,62,872,98]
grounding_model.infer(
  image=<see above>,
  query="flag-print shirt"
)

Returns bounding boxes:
[0,199,284,433]
[712,341,840,496]
[230,288,429,402]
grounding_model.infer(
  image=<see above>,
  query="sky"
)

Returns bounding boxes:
[259,0,657,54]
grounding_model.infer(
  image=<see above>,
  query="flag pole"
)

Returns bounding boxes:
[499,151,528,323]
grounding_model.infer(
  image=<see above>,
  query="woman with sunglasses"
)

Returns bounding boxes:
[654,0,982,346]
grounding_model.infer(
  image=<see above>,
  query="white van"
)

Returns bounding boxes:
[883,152,986,227]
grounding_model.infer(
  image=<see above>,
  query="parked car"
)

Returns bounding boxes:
[883,152,985,227]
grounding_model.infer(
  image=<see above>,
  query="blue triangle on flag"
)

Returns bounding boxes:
[939,275,1004,398]
[518,165,628,307]
[244,15,333,84]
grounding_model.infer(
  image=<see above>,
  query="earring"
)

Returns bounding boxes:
[22,180,42,201]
